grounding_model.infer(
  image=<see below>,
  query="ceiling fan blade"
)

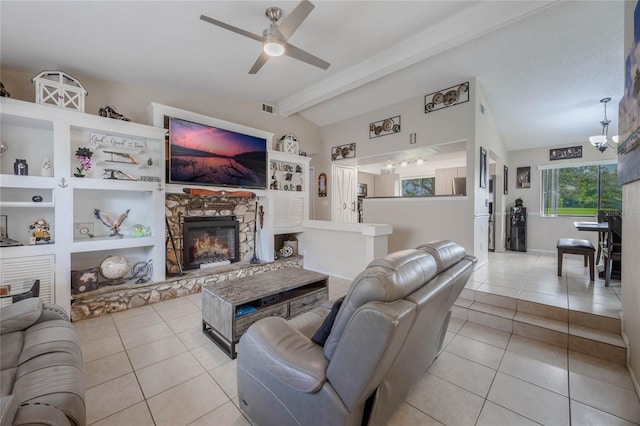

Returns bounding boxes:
[249,51,270,74]
[277,0,314,41]
[200,14,263,43]
[284,43,330,70]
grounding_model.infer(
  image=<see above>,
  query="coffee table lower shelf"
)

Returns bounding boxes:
[201,268,329,359]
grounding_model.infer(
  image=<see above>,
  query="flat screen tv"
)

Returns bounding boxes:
[168,117,268,189]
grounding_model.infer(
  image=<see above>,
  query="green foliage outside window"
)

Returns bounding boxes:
[402,177,435,197]
[542,163,621,216]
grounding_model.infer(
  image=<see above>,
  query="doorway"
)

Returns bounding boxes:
[332,164,357,223]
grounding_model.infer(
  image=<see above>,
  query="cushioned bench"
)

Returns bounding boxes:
[557,238,595,281]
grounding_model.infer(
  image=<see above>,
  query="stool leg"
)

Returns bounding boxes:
[557,250,563,276]
[588,252,594,282]
[583,254,588,267]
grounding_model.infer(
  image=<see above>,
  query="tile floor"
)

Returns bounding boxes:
[76,252,638,425]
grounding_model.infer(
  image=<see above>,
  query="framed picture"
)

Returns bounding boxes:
[503,165,509,194]
[0,215,7,237]
[331,143,356,161]
[479,147,487,188]
[549,146,582,161]
[516,166,531,189]
[369,115,401,139]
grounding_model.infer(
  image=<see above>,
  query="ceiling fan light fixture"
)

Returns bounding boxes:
[263,29,285,57]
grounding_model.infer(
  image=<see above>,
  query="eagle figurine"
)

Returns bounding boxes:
[94,208,130,237]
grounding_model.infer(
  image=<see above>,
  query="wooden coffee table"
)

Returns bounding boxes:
[202,268,328,358]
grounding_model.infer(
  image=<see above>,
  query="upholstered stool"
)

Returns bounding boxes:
[557,238,595,281]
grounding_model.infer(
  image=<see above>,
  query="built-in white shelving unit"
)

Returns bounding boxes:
[0,97,167,314]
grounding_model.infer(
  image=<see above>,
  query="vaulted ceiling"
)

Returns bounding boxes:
[0,1,624,151]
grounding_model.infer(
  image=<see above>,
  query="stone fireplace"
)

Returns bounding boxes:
[182,216,239,269]
[166,193,257,274]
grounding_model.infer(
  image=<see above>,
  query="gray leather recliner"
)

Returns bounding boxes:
[237,240,477,426]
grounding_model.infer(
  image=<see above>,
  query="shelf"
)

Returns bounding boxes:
[0,175,56,188]
[0,201,54,208]
[70,236,156,253]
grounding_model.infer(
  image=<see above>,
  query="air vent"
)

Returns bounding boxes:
[261,102,278,116]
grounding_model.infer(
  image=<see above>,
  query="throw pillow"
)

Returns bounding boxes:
[311,297,344,346]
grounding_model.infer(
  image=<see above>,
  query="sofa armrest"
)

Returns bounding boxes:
[36,303,70,323]
[12,404,73,426]
[240,316,328,393]
[0,298,42,335]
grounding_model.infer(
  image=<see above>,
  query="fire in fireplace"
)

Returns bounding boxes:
[183,216,240,269]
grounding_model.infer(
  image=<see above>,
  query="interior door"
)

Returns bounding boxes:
[332,164,357,223]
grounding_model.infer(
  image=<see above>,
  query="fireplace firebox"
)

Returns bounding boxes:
[182,216,240,269]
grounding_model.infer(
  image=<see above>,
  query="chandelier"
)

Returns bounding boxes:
[589,97,618,153]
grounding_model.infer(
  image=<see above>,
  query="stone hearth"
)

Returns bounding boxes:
[70,256,303,322]
[165,193,258,274]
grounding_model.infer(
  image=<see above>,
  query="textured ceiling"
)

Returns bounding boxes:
[0,1,625,151]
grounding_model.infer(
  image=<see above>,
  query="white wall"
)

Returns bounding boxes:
[507,143,617,252]
[622,0,640,396]
[314,79,477,221]
[362,197,473,255]
[1,68,323,156]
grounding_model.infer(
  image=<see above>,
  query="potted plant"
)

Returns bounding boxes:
[74,147,93,177]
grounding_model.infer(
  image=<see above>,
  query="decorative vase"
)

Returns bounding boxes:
[14,159,28,176]
[41,158,53,177]
[73,173,84,178]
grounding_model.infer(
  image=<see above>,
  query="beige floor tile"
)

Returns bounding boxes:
[569,310,621,333]
[91,401,154,426]
[84,351,132,389]
[137,351,205,398]
[85,373,144,424]
[458,321,511,349]
[185,292,203,309]
[505,334,568,369]
[74,315,118,344]
[487,372,569,426]
[165,311,203,334]
[518,291,568,309]
[476,401,539,426]
[109,304,156,321]
[426,351,496,397]
[444,334,505,369]
[498,351,568,396]
[405,373,484,426]
[191,342,234,370]
[569,372,640,423]
[468,310,513,333]
[568,298,622,318]
[153,296,197,312]
[476,283,522,300]
[387,402,443,426]
[127,335,188,370]
[113,310,164,333]
[188,400,250,426]
[209,361,238,399]
[147,373,229,426]
[82,333,124,363]
[568,351,634,391]
[120,321,175,350]
[447,316,466,333]
[570,400,638,426]
[442,331,456,348]
[155,301,200,321]
[178,327,213,350]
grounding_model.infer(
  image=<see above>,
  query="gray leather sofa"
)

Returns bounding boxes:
[0,298,85,426]
[237,240,476,426]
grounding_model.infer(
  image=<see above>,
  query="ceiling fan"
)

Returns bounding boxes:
[200,0,330,74]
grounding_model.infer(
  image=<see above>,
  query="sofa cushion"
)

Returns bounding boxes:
[18,320,81,366]
[323,249,438,360]
[311,297,344,346]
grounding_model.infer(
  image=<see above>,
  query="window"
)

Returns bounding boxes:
[402,177,435,197]
[541,162,621,216]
